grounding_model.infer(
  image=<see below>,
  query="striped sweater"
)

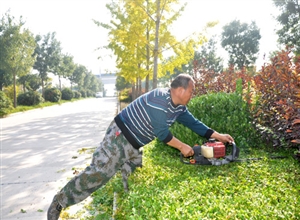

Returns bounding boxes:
[114,88,213,148]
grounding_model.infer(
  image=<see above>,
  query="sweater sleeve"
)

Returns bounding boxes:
[176,109,214,139]
[149,109,174,143]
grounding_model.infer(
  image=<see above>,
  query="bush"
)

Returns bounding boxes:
[3,84,19,102]
[0,91,13,117]
[61,88,74,100]
[79,89,87,98]
[73,91,81,99]
[119,88,132,102]
[44,88,61,102]
[17,91,44,106]
[170,92,262,148]
[86,90,94,97]
[252,49,300,148]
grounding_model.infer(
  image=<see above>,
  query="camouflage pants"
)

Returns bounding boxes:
[56,120,143,208]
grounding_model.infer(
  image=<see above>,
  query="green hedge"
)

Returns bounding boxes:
[86,90,95,97]
[17,91,44,106]
[79,89,87,98]
[170,92,262,148]
[44,88,61,102]
[61,88,74,100]
[0,91,13,117]
[73,90,81,99]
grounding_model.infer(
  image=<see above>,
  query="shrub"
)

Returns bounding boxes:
[73,91,81,99]
[44,88,61,102]
[86,90,94,97]
[79,89,86,98]
[119,88,132,102]
[191,49,300,151]
[0,91,13,117]
[61,88,74,100]
[17,91,44,106]
[193,62,252,97]
[3,84,19,102]
[252,48,300,148]
[170,92,262,148]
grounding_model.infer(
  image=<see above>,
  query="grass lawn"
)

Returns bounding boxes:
[82,140,300,220]
[4,98,85,116]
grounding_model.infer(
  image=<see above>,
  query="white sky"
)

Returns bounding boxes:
[0,0,280,74]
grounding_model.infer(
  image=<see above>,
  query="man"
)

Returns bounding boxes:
[47,74,234,219]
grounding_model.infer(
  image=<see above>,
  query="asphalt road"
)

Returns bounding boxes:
[1,97,118,220]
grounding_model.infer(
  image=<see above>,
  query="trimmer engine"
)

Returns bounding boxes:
[201,138,226,158]
[181,139,240,166]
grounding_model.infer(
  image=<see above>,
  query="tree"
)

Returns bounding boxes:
[0,13,13,91]
[131,0,201,89]
[96,0,203,98]
[88,74,102,93]
[69,64,87,90]
[18,73,41,92]
[184,36,223,75]
[0,12,36,107]
[0,69,13,91]
[83,71,92,90]
[115,75,131,91]
[273,0,300,55]
[95,0,151,98]
[33,32,61,96]
[53,53,75,90]
[82,71,101,93]
[221,19,261,69]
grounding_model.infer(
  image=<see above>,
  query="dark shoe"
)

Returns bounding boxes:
[47,196,62,220]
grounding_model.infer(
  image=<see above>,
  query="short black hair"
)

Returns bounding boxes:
[170,74,193,89]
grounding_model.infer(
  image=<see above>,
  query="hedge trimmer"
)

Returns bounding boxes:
[180,139,287,166]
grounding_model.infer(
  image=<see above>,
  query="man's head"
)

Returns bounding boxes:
[170,74,195,106]
[171,73,194,89]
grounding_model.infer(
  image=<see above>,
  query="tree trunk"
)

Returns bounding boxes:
[153,0,161,89]
[131,83,136,100]
[145,75,149,92]
[41,79,45,98]
[13,72,17,108]
[146,0,150,92]
[59,76,62,91]
[138,77,142,96]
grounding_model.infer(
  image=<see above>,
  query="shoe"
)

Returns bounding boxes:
[47,195,62,220]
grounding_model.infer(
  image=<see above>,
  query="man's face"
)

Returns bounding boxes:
[181,80,195,105]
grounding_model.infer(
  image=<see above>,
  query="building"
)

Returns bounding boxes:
[95,73,117,97]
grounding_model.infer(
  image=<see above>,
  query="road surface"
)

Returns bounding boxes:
[1,97,117,219]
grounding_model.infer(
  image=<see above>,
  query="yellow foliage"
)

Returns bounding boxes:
[3,85,19,103]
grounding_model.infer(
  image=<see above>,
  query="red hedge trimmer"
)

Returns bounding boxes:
[180,139,287,166]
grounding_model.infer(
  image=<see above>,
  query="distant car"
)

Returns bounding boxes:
[96,92,103,98]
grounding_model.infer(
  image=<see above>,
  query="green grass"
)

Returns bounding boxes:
[86,140,300,220]
[5,98,84,115]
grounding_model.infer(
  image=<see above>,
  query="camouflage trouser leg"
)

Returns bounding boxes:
[121,150,143,192]
[56,120,142,208]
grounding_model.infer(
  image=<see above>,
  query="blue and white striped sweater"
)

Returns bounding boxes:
[118,88,213,147]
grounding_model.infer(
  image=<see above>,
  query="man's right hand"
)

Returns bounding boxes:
[167,136,194,157]
[180,144,194,157]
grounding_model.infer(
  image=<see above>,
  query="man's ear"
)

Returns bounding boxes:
[178,87,185,95]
